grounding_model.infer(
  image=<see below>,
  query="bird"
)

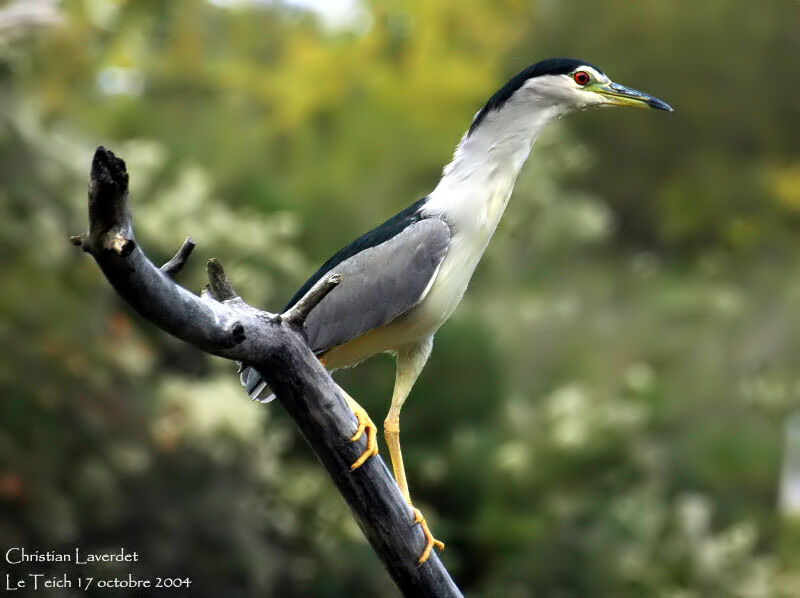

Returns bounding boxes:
[240,57,672,564]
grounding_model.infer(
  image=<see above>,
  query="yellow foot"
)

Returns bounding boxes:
[349,403,379,470]
[411,506,445,564]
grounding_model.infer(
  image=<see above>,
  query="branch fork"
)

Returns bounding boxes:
[71,146,462,598]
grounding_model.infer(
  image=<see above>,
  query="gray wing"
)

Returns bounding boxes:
[303,217,450,354]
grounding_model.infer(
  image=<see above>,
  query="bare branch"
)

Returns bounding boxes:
[281,272,342,326]
[206,258,239,301]
[160,236,195,278]
[71,146,463,598]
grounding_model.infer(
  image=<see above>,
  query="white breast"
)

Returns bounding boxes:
[321,195,510,370]
[406,180,515,336]
[322,97,556,369]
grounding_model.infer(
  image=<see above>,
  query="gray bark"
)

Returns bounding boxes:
[71,146,463,598]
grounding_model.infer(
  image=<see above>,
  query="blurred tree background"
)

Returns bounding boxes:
[1,0,799,596]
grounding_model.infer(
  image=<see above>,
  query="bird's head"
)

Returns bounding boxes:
[469,58,672,136]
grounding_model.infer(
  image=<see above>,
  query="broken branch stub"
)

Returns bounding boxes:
[161,236,196,279]
[281,272,342,326]
[70,146,463,598]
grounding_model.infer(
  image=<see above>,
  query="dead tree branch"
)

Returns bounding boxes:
[71,146,462,598]
[160,236,195,278]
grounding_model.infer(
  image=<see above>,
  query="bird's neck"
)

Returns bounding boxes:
[423,101,563,235]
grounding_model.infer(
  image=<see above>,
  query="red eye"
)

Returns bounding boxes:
[574,71,590,86]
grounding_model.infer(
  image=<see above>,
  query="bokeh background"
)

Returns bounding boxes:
[2,0,799,596]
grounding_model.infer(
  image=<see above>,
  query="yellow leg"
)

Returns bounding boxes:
[383,416,410,501]
[338,386,379,470]
[385,414,445,564]
[385,338,444,564]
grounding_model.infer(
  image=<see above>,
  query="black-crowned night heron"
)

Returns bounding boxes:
[241,58,672,563]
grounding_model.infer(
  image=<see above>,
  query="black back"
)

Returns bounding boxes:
[284,197,428,310]
[468,58,601,135]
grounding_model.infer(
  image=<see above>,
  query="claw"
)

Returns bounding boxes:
[349,404,379,470]
[411,506,445,564]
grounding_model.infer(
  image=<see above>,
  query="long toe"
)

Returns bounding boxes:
[349,403,379,470]
[411,506,445,564]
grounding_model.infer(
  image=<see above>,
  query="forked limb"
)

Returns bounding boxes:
[70,147,461,597]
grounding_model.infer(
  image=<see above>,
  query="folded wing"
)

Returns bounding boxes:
[240,207,450,402]
[303,217,450,353]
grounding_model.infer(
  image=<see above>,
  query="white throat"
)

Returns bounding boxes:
[422,96,563,236]
[393,95,565,339]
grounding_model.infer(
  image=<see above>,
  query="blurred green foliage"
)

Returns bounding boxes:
[1,0,799,596]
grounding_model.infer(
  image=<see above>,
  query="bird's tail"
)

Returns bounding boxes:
[238,363,276,404]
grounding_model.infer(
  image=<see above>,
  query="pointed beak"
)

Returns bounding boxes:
[592,81,673,112]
